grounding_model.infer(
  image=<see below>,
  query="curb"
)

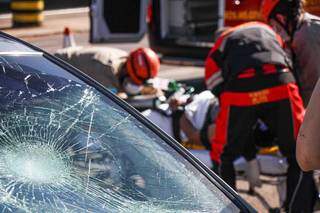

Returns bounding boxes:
[6,28,89,39]
[0,7,89,20]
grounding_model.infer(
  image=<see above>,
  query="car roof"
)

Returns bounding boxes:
[0,33,41,55]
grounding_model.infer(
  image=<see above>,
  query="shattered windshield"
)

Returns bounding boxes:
[0,53,239,212]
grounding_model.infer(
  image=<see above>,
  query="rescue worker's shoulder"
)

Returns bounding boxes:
[224,21,275,36]
[303,13,320,24]
[297,13,320,34]
[209,21,269,53]
[293,13,320,48]
[213,21,280,46]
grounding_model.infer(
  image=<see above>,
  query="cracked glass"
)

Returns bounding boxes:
[0,48,240,212]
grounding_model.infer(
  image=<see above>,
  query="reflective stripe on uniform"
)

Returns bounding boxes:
[206,71,223,90]
[220,84,294,106]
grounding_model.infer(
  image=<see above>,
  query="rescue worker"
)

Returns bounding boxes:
[116,47,160,96]
[205,21,316,212]
[55,47,160,96]
[261,0,320,106]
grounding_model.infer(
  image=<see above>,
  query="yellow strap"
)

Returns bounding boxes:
[181,141,206,150]
[258,146,279,155]
[11,1,44,11]
[13,13,43,23]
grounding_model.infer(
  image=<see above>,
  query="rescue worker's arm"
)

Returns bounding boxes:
[179,114,215,147]
[179,114,202,146]
[207,123,216,141]
[121,77,164,96]
[297,79,320,171]
[205,37,225,97]
[140,85,164,96]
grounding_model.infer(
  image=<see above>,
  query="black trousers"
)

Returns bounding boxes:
[219,99,317,212]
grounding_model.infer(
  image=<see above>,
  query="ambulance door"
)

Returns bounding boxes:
[89,0,148,43]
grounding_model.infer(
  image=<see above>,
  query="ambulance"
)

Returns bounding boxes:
[90,0,320,59]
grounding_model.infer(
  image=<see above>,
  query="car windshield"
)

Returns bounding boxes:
[0,46,240,212]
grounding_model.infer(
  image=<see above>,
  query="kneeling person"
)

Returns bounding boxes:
[55,47,160,96]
